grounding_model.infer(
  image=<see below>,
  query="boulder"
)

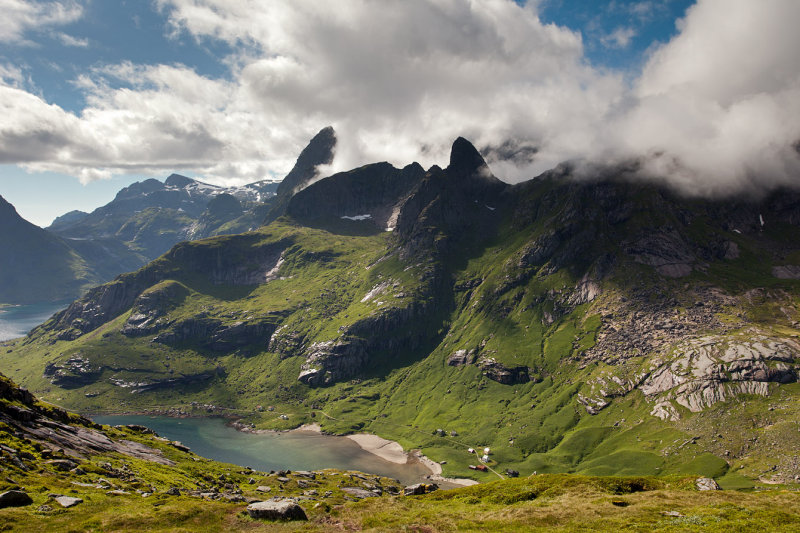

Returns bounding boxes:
[696,477,721,491]
[0,490,33,508]
[247,499,308,521]
[403,483,438,496]
[54,495,83,508]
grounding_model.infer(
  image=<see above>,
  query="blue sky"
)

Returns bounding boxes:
[537,0,694,70]
[1,0,798,227]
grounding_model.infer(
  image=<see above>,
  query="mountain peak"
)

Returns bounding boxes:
[282,126,337,192]
[165,174,194,188]
[447,137,489,177]
[0,194,16,214]
[266,126,338,223]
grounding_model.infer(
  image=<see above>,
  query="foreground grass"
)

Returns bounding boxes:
[316,475,800,532]
[3,474,799,532]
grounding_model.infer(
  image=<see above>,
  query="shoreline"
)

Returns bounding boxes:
[94,412,478,487]
[344,432,478,487]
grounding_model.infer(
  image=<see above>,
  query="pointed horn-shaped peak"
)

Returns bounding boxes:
[298,126,336,169]
[447,137,489,176]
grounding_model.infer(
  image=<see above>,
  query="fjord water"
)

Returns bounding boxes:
[93,415,434,485]
[0,301,69,341]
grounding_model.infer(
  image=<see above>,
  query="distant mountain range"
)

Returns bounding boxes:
[0,127,336,304]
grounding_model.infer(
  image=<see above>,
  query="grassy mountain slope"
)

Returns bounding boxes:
[2,140,800,488]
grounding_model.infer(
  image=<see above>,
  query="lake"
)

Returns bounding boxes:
[0,300,70,341]
[93,415,437,486]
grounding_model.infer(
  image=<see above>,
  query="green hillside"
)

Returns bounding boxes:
[2,139,800,487]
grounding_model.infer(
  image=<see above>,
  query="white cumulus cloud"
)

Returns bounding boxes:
[0,0,83,44]
[0,0,798,196]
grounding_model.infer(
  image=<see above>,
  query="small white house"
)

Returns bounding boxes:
[481,454,489,463]
[484,447,491,455]
[468,447,475,454]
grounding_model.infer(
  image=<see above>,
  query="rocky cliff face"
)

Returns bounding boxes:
[297,299,434,385]
[393,138,508,259]
[286,162,424,231]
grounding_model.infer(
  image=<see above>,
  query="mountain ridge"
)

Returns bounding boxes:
[3,136,800,487]
[0,128,336,305]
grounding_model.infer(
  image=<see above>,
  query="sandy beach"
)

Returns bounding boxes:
[346,433,479,487]
[346,433,409,464]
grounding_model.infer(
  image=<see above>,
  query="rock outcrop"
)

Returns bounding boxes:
[0,490,33,508]
[696,477,721,491]
[43,355,101,388]
[477,357,532,385]
[0,373,173,465]
[298,339,368,386]
[297,299,433,385]
[152,316,280,352]
[642,336,798,419]
[447,349,476,366]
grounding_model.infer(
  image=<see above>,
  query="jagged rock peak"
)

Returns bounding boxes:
[164,174,194,188]
[276,126,337,196]
[265,127,338,223]
[447,137,489,177]
[294,126,336,175]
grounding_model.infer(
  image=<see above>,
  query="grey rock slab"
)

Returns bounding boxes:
[55,496,83,508]
[247,498,308,521]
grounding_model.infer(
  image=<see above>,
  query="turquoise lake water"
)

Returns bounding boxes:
[0,301,69,341]
[93,415,435,485]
